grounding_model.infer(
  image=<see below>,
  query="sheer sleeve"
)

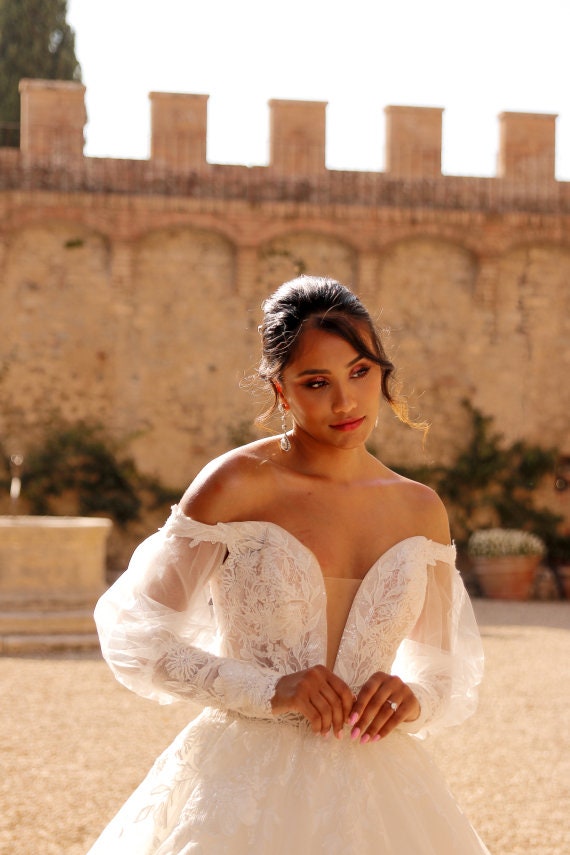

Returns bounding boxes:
[392,546,484,739]
[94,507,281,719]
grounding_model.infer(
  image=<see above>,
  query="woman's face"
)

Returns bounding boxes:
[279,325,382,450]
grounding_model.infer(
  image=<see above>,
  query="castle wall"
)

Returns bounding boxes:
[1,81,569,533]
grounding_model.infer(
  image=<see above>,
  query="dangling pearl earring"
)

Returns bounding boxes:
[279,403,291,452]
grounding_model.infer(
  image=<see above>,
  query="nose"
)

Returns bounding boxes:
[331,383,357,415]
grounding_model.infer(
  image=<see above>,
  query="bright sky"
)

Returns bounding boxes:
[67,0,570,179]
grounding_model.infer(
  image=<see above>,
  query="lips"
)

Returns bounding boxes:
[329,417,365,432]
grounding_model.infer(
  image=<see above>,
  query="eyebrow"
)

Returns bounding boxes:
[294,354,364,378]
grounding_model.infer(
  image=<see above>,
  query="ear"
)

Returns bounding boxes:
[272,381,289,409]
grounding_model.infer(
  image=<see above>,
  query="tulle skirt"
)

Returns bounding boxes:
[87,709,490,854]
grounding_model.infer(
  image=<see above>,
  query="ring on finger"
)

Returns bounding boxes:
[386,699,398,712]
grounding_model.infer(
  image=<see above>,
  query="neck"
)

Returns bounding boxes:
[285,428,378,483]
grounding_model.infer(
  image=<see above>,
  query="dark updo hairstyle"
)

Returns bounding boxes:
[257,275,420,431]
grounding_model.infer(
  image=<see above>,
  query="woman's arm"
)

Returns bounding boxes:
[391,555,484,738]
[95,503,282,719]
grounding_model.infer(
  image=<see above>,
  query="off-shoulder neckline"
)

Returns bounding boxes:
[168,504,455,581]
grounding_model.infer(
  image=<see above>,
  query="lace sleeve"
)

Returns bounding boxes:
[94,510,280,719]
[392,553,484,739]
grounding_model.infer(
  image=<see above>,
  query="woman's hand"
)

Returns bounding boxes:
[349,672,420,743]
[271,666,354,738]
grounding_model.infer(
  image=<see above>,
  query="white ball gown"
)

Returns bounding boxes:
[87,505,490,854]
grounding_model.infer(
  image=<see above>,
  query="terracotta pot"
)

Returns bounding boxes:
[471,554,541,600]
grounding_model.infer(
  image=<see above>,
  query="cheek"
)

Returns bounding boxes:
[363,373,383,397]
[289,391,325,418]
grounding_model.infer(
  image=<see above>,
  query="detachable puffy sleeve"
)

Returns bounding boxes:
[392,543,484,739]
[94,506,281,719]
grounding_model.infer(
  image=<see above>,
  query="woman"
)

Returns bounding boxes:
[88,276,489,853]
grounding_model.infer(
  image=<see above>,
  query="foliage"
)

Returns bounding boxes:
[6,418,178,526]
[0,0,81,136]
[467,528,546,558]
[391,400,564,557]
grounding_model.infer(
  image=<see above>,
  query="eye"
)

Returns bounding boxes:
[351,364,371,379]
[303,377,328,389]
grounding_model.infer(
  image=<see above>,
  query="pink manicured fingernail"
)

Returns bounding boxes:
[360,733,371,744]
[335,729,344,740]
[372,734,381,743]
[349,712,359,726]
[350,727,360,741]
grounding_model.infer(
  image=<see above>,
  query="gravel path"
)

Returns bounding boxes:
[1,599,569,855]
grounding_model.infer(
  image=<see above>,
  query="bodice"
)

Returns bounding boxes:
[187,517,455,692]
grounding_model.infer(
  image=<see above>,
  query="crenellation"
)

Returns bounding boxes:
[269,99,327,175]
[384,105,443,178]
[19,79,86,164]
[498,111,557,183]
[150,92,209,171]
[2,82,568,196]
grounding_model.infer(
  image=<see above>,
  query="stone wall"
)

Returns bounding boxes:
[1,80,569,533]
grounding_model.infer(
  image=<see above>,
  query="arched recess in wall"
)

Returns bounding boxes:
[482,242,570,448]
[129,226,256,484]
[0,221,114,440]
[256,232,357,299]
[372,236,479,465]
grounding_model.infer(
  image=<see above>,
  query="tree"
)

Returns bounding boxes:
[0,0,81,143]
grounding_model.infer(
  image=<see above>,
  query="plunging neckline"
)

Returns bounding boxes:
[232,519,452,673]
[324,577,361,670]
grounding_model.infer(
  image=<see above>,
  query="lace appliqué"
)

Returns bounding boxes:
[161,641,279,717]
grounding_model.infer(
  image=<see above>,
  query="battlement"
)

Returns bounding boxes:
[18,79,87,163]
[0,79,566,213]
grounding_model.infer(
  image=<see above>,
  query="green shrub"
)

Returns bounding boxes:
[5,417,178,526]
[467,528,546,558]
[389,400,564,560]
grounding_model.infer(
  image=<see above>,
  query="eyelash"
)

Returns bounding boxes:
[303,365,370,389]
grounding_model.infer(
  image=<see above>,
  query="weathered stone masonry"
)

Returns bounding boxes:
[1,80,569,529]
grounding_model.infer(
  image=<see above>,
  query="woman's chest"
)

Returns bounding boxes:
[248,478,421,581]
[207,533,428,667]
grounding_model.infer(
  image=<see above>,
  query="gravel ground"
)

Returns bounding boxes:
[1,599,569,855]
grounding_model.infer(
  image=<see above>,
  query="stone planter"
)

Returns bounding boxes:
[0,515,111,602]
[0,515,112,653]
[471,554,542,600]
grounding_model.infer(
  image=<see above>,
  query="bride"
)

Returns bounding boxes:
[88,275,489,853]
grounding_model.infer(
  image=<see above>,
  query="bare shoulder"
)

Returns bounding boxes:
[179,438,279,525]
[387,470,451,545]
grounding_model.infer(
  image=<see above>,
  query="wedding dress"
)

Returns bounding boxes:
[88,505,490,854]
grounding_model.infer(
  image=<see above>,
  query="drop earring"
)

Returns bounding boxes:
[279,403,291,452]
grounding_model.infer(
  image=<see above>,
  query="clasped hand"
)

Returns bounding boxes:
[271,665,420,743]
